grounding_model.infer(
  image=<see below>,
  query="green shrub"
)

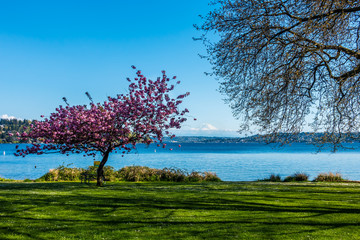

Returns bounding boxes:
[160,167,187,182]
[39,170,56,181]
[38,164,84,181]
[117,166,161,182]
[0,177,7,182]
[187,171,203,182]
[23,178,33,182]
[116,166,222,182]
[203,172,222,182]
[57,165,83,181]
[260,174,282,182]
[284,172,309,182]
[86,165,117,181]
[187,171,221,182]
[103,166,117,181]
[314,172,345,182]
[37,165,222,182]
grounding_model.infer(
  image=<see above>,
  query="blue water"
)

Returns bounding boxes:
[1,143,360,181]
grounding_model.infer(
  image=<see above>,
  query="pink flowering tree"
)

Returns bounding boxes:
[15,67,190,186]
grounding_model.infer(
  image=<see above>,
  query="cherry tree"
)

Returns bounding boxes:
[15,67,190,186]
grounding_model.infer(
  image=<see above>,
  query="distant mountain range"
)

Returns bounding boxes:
[165,135,304,144]
[166,132,360,144]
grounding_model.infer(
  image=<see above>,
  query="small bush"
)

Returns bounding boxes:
[117,166,159,182]
[187,171,203,182]
[187,171,221,182]
[23,178,33,182]
[38,164,84,181]
[160,167,187,182]
[38,169,58,181]
[260,174,282,182]
[284,172,309,182]
[57,165,83,181]
[0,177,7,182]
[86,165,117,181]
[203,171,222,182]
[314,172,345,182]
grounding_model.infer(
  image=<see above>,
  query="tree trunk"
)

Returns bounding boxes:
[97,151,110,186]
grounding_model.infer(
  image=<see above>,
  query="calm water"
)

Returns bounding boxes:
[1,143,360,181]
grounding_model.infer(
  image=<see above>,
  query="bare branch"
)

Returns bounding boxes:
[198,0,360,148]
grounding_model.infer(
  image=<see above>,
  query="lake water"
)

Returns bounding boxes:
[1,143,360,181]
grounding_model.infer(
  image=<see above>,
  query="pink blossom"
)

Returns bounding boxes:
[15,67,190,185]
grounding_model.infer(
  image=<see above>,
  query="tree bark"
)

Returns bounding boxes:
[97,150,110,186]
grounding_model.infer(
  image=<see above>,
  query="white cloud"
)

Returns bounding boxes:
[1,114,17,120]
[190,123,218,131]
[202,123,218,131]
[173,123,240,137]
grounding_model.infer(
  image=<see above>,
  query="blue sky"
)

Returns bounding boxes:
[0,0,240,137]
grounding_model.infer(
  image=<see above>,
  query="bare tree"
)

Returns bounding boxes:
[196,0,360,148]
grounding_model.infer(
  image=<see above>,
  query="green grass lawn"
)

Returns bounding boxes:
[1,181,360,239]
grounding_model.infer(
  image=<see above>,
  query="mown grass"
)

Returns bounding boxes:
[1,181,360,239]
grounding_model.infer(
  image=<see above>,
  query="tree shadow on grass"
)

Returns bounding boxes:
[1,182,360,239]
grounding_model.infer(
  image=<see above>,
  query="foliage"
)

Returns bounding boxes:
[15,67,190,186]
[197,0,360,149]
[314,172,346,182]
[284,172,309,182]
[2,182,360,239]
[116,166,161,182]
[117,166,221,182]
[38,164,84,181]
[86,165,117,181]
[159,167,188,182]
[260,174,282,182]
[202,171,222,182]
[37,165,221,183]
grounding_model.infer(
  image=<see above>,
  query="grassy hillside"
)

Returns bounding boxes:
[1,181,360,239]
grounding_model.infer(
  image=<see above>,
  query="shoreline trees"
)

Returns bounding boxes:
[0,119,32,143]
